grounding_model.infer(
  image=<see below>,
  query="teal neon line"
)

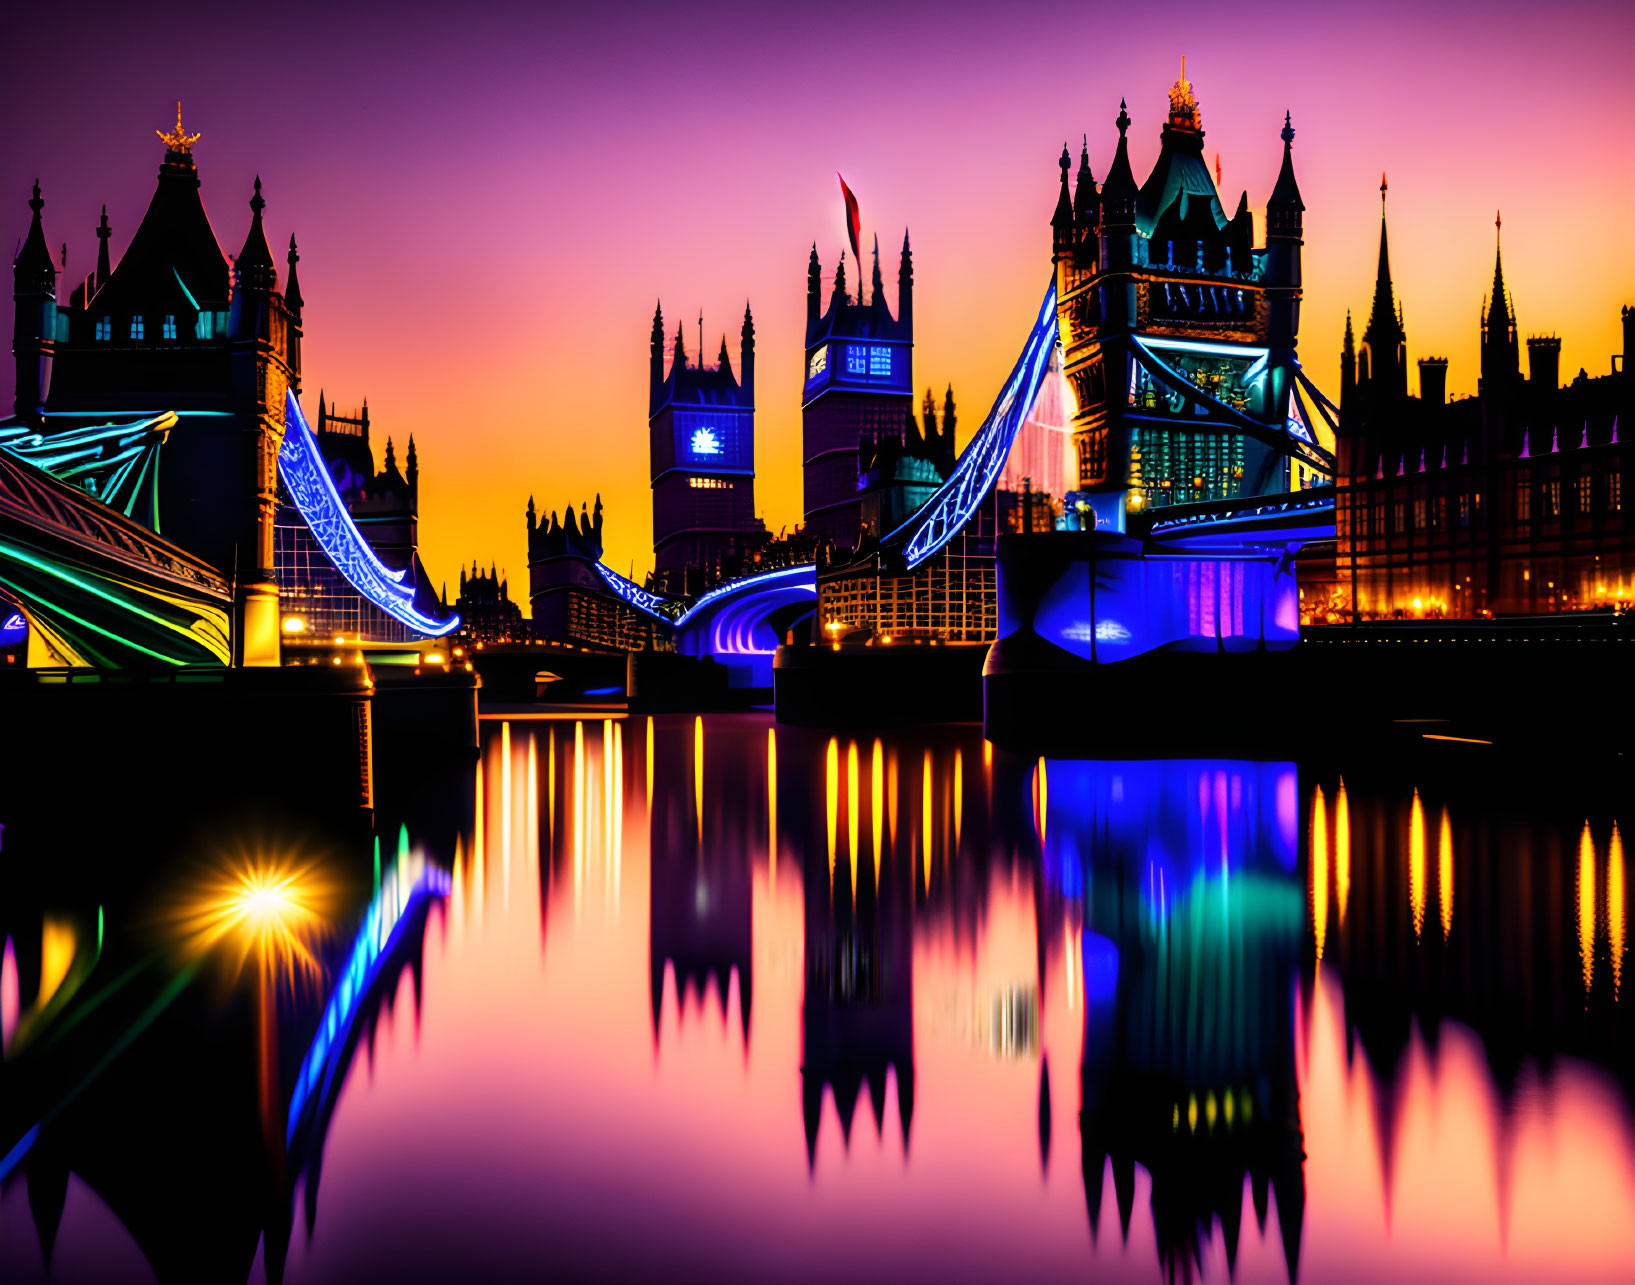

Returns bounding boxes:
[172,267,200,311]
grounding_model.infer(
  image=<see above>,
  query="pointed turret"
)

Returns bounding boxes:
[741,300,755,402]
[807,243,822,327]
[898,230,913,335]
[1360,175,1407,404]
[649,301,665,414]
[1101,100,1138,219]
[405,434,418,496]
[833,254,848,306]
[922,387,938,442]
[284,234,303,311]
[12,180,57,422]
[942,385,957,458]
[527,494,537,531]
[1480,211,1521,392]
[1267,112,1304,233]
[870,233,884,308]
[1073,136,1098,228]
[1340,311,1357,418]
[1051,142,1075,248]
[383,435,396,478]
[1098,100,1139,337]
[717,333,732,378]
[672,318,687,376]
[94,204,112,291]
[229,177,277,340]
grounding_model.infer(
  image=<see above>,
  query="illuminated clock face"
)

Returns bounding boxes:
[807,345,828,380]
[691,427,722,456]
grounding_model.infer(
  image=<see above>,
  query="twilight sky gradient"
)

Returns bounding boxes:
[4,0,1633,593]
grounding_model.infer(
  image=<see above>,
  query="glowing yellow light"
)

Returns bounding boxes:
[922,750,932,891]
[1610,822,1625,1000]
[1409,789,1426,940]
[168,855,334,989]
[422,651,445,665]
[825,737,839,883]
[1438,807,1454,941]
[847,740,859,899]
[282,616,305,634]
[871,738,884,885]
[334,635,345,644]
[1311,784,1329,961]
[1580,821,1596,997]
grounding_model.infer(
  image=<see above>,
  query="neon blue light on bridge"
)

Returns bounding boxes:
[671,563,816,632]
[280,391,459,638]
[287,847,451,1143]
[887,282,1059,569]
[593,562,679,620]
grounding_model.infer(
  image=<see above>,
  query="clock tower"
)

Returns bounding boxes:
[648,301,762,587]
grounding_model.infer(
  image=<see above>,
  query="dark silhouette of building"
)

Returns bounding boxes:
[802,233,915,547]
[1333,202,1632,619]
[648,302,764,588]
[451,560,523,643]
[527,495,666,650]
[7,109,301,663]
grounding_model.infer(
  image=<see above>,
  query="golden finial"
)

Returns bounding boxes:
[1168,56,1199,127]
[157,101,201,154]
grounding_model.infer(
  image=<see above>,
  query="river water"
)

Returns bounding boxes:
[2,714,1631,1283]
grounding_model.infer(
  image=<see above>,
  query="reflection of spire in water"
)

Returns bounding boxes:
[1611,823,1625,999]
[1336,777,1351,924]
[887,748,898,850]
[548,726,556,832]
[1312,784,1329,960]
[1579,821,1596,997]
[1438,807,1454,941]
[767,728,778,887]
[644,716,653,815]
[826,738,839,885]
[871,739,884,886]
[1409,790,1426,940]
[953,749,963,853]
[474,755,486,928]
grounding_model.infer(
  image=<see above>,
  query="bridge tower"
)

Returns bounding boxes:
[801,233,914,548]
[648,301,762,589]
[1052,68,1321,531]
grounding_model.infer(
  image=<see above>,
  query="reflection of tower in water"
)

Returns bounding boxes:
[1043,760,1306,1279]
[647,716,754,1043]
[802,735,915,1167]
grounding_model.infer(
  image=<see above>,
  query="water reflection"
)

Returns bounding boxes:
[0,720,1632,1283]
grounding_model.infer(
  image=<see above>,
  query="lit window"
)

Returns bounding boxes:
[1610,474,1623,512]
[1393,502,1405,534]
[1459,494,1470,526]
[195,312,212,339]
[162,314,177,339]
[95,316,110,341]
[1576,475,1592,513]
[688,477,731,490]
[868,346,891,376]
[1413,498,1426,529]
[1514,479,1530,522]
[846,345,868,375]
[1544,480,1560,517]
[129,315,144,340]
[690,427,722,456]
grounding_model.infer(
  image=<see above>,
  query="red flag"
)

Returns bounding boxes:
[837,172,861,264]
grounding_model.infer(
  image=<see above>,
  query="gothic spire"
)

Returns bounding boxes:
[1100,101,1139,223]
[94,204,112,289]
[235,176,276,294]
[807,242,822,325]
[1362,174,1404,350]
[672,319,687,373]
[898,229,913,332]
[284,234,303,311]
[1267,112,1304,214]
[1073,135,1098,224]
[1051,142,1074,234]
[834,254,847,304]
[1486,210,1514,340]
[870,232,883,308]
[14,180,55,286]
